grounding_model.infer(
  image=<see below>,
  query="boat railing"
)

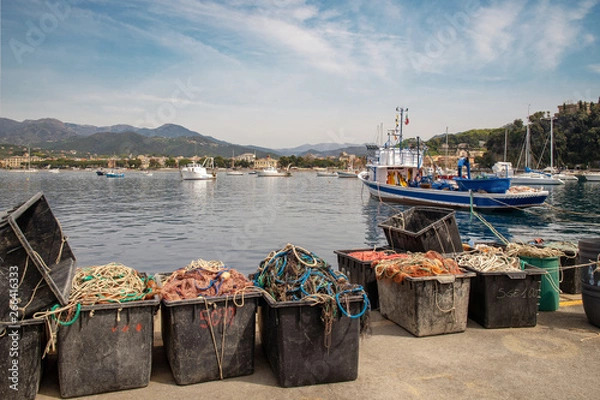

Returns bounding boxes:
[375,147,422,168]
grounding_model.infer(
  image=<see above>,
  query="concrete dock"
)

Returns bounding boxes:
[35,294,599,400]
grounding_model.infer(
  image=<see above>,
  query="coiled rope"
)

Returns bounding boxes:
[454,252,521,272]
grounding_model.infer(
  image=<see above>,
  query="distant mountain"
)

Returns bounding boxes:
[0,118,79,144]
[65,122,202,138]
[0,117,365,158]
[65,123,139,136]
[42,131,272,158]
[276,142,362,156]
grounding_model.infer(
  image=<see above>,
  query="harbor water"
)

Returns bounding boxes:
[2,170,600,276]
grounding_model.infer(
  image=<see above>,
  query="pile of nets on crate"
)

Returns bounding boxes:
[67,262,159,306]
[161,259,254,300]
[38,262,159,324]
[253,243,369,322]
[458,242,570,273]
[373,250,463,283]
[346,249,405,264]
[33,262,159,355]
[505,242,566,258]
[455,250,522,272]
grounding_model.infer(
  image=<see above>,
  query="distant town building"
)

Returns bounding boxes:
[253,155,278,169]
[236,153,256,163]
[4,153,43,168]
[558,102,592,115]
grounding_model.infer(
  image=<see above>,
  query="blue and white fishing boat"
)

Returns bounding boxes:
[358,108,549,211]
[106,171,124,178]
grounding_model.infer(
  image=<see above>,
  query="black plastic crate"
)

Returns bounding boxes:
[57,297,159,398]
[334,247,392,310]
[377,270,475,337]
[0,319,45,400]
[462,264,545,329]
[161,292,260,385]
[259,294,364,388]
[0,192,76,321]
[559,250,583,294]
[378,206,463,254]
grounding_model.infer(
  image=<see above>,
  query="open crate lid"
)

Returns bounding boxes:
[6,192,77,307]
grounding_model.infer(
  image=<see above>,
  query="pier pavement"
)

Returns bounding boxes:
[36,293,598,400]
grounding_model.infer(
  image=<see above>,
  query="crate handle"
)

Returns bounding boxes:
[434,275,456,284]
[434,281,457,316]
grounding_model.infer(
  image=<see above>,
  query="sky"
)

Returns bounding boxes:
[1,0,599,149]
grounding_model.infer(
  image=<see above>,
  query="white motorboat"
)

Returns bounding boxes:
[581,172,600,182]
[180,157,216,180]
[337,168,359,178]
[316,170,338,177]
[257,166,291,177]
[493,162,564,186]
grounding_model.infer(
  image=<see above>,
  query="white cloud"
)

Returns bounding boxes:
[589,64,600,73]
[469,2,524,63]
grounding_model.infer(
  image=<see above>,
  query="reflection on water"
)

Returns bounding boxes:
[1,170,599,275]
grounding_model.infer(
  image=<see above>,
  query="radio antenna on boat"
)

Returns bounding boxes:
[395,106,408,148]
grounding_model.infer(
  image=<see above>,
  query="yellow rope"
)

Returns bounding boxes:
[505,243,565,258]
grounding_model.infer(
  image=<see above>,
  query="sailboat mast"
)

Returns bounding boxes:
[504,128,508,162]
[445,126,449,171]
[542,112,556,172]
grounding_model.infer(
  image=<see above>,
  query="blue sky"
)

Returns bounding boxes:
[1,0,599,148]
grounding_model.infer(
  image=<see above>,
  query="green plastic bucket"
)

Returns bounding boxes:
[519,256,560,311]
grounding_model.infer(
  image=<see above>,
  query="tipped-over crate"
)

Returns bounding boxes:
[378,207,463,254]
[0,192,76,322]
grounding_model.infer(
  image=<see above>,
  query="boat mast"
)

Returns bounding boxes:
[504,128,508,162]
[525,107,531,170]
[445,126,449,171]
[395,106,407,148]
[542,111,556,172]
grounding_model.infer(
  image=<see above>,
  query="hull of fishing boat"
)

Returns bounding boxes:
[358,173,548,210]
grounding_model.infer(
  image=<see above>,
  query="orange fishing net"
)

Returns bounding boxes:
[373,250,462,284]
[347,250,407,263]
[161,259,254,301]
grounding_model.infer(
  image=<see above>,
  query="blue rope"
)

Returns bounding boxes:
[335,290,370,319]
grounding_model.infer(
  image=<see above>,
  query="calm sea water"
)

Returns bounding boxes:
[2,170,600,275]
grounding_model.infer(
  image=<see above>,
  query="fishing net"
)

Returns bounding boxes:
[253,244,369,345]
[347,250,405,264]
[161,259,254,300]
[374,250,463,284]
